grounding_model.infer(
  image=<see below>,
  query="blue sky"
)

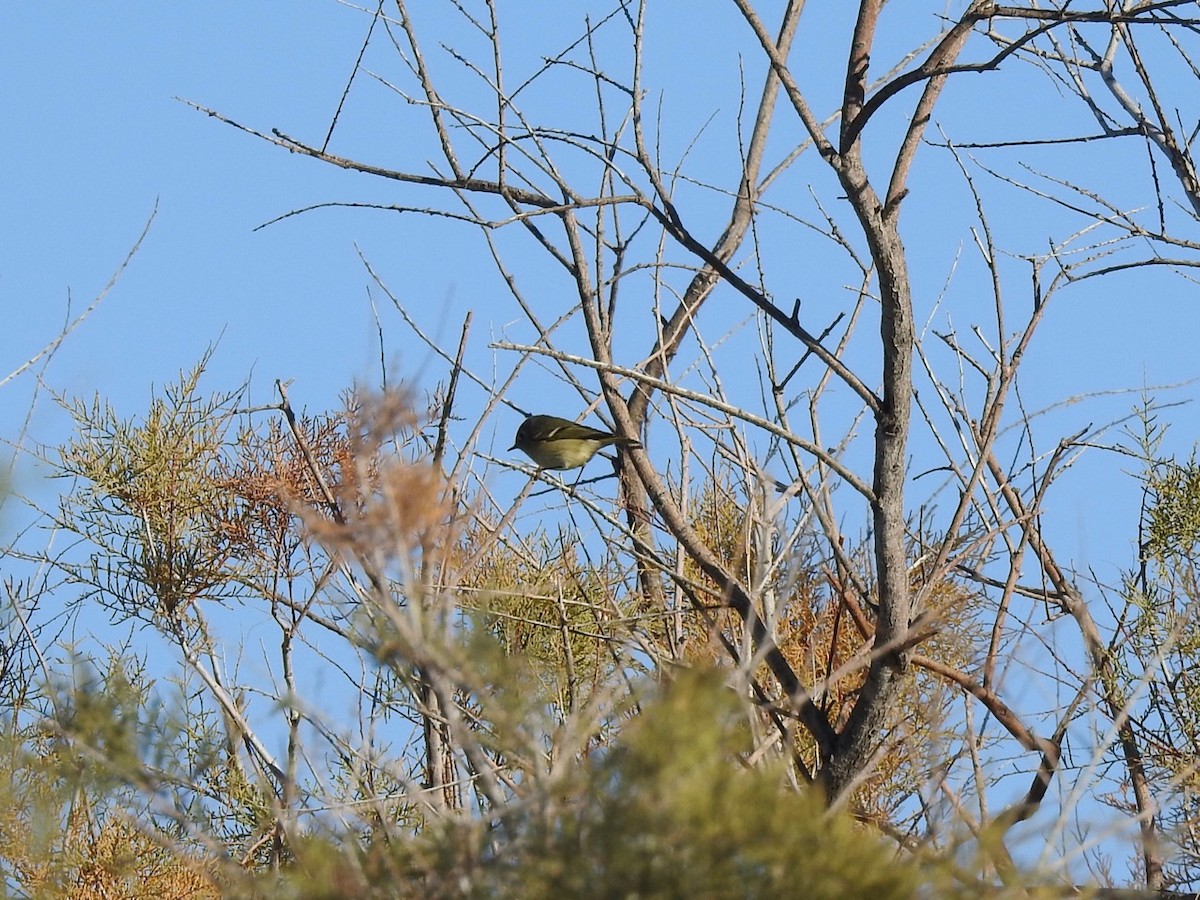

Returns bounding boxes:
[3,4,1197,635]
[3,4,1200,879]
[1,6,466,440]
[2,1,1197,681]
[3,5,1194,479]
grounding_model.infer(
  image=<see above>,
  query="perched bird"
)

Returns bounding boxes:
[510,414,640,470]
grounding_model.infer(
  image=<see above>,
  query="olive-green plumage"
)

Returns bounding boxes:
[510,414,640,470]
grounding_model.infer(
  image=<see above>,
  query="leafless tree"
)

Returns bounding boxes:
[162,0,1200,890]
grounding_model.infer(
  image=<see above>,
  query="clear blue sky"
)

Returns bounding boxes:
[2,6,405,420]
[2,2,1197,634]
[2,6,1199,880]
[3,5,1194,478]
[3,6,1197,628]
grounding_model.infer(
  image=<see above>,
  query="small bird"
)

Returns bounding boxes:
[510,414,641,470]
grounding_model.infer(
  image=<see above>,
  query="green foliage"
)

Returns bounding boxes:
[1145,456,1200,567]
[507,670,920,900]
[1114,402,1200,886]
[470,527,625,717]
[0,721,78,893]
[257,670,951,899]
[0,654,226,897]
[15,372,1188,896]
[54,353,249,620]
[50,655,152,787]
